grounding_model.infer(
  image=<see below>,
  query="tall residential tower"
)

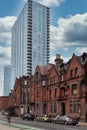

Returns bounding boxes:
[11,0,50,88]
[3,65,11,96]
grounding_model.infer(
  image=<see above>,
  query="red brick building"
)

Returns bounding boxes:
[0,96,9,111]
[9,52,87,121]
[9,76,30,116]
[19,76,31,115]
[32,64,53,116]
[57,53,87,121]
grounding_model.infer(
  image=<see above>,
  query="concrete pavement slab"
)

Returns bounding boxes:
[0,124,19,130]
[78,122,87,126]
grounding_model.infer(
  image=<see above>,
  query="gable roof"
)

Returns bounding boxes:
[35,63,53,75]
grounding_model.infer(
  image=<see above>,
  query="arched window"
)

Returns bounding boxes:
[72,84,77,95]
[70,69,73,78]
[75,67,78,76]
[81,83,86,93]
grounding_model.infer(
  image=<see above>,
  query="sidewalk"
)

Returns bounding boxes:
[0,124,19,130]
[0,121,44,130]
[78,122,87,126]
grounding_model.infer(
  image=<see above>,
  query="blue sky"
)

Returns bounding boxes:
[0,0,87,96]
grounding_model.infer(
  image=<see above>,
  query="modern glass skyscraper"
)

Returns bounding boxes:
[11,0,50,88]
[3,65,11,96]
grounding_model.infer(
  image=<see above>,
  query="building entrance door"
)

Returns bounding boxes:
[43,103,47,115]
[61,102,65,115]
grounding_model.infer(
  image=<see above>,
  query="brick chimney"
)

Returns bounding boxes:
[55,54,63,66]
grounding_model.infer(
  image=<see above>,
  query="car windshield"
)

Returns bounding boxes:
[25,114,29,116]
[55,115,60,119]
[63,116,70,121]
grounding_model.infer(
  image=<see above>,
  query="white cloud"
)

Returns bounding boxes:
[0,32,11,44]
[23,0,65,7]
[50,13,87,53]
[0,16,16,96]
[76,47,87,55]
[0,46,11,64]
[23,0,27,2]
[0,16,16,44]
[37,0,65,7]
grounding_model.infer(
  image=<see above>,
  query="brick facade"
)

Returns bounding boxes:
[9,53,87,121]
[0,96,9,111]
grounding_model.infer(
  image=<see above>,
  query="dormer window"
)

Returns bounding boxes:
[50,76,56,85]
[36,72,40,81]
[61,74,64,82]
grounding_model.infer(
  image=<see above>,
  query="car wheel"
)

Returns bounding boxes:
[49,119,51,123]
[73,123,76,125]
[43,119,45,122]
[64,121,68,125]
[54,120,56,124]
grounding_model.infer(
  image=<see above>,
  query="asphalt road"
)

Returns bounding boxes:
[0,116,87,130]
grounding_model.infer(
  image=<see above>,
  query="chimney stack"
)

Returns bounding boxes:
[55,54,63,66]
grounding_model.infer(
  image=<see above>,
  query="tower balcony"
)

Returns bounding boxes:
[47,24,50,28]
[28,0,32,3]
[28,11,32,17]
[27,40,32,43]
[47,59,49,62]
[27,36,32,40]
[47,52,50,55]
[27,40,32,44]
[27,60,32,64]
[27,50,32,53]
[27,17,32,21]
[27,25,32,28]
[27,66,32,70]
[47,36,50,39]
[28,27,32,30]
[28,21,32,24]
[27,30,32,34]
[47,30,50,32]
[27,52,32,55]
[47,53,50,56]
[27,33,32,36]
[28,3,32,7]
[47,45,50,48]
[27,47,32,51]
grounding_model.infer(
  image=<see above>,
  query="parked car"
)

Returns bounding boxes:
[36,115,52,123]
[53,115,78,125]
[22,114,34,121]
